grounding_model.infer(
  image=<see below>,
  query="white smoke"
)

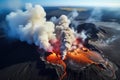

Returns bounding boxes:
[105,35,119,44]
[67,9,79,21]
[77,30,87,42]
[86,8,102,22]
[6,3,79,59]
[50,16,58,24]
[95,22,120,30]
[50,9,79,29]
[55,15,76,59]
[6,3,56,51]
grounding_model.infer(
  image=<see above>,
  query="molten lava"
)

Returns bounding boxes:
[45,47,103,79]
[46,52,66,69]
[67,47,105,65]
[44,38,116,80]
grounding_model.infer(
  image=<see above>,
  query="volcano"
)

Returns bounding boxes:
[0,3,120,80]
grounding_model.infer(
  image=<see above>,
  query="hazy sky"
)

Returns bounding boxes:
[22,0,120,6]
[0,0,120,8]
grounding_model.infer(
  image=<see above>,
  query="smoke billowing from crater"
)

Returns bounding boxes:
[6,3,82,60]
[5,3,118,80]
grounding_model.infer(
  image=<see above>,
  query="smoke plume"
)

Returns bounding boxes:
[86,8,102,22]
[6,3,79,59]
[55,15,76,59]
[67,9,79,21]
[6,3,56,51]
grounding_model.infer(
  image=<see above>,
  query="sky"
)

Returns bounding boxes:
[22,0,120,7]
[0,0,120,9]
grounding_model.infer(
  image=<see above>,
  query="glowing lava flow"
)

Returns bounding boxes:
[41,36,117,80]
[44,44,116,80]
[45,52,66,80]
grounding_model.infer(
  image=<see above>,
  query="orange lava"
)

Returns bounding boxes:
[66,47,104,65]
[46,52,66,80]
[45,46,106,79]
[46,52,66,69]
[67,48,95,65]
[44,38,110,79]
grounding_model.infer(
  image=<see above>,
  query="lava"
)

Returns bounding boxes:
[42,35,117,80]
[43,45,117,80]
[45,52,66,80]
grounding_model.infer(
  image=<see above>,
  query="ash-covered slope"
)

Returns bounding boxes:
[0,39,58,80]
